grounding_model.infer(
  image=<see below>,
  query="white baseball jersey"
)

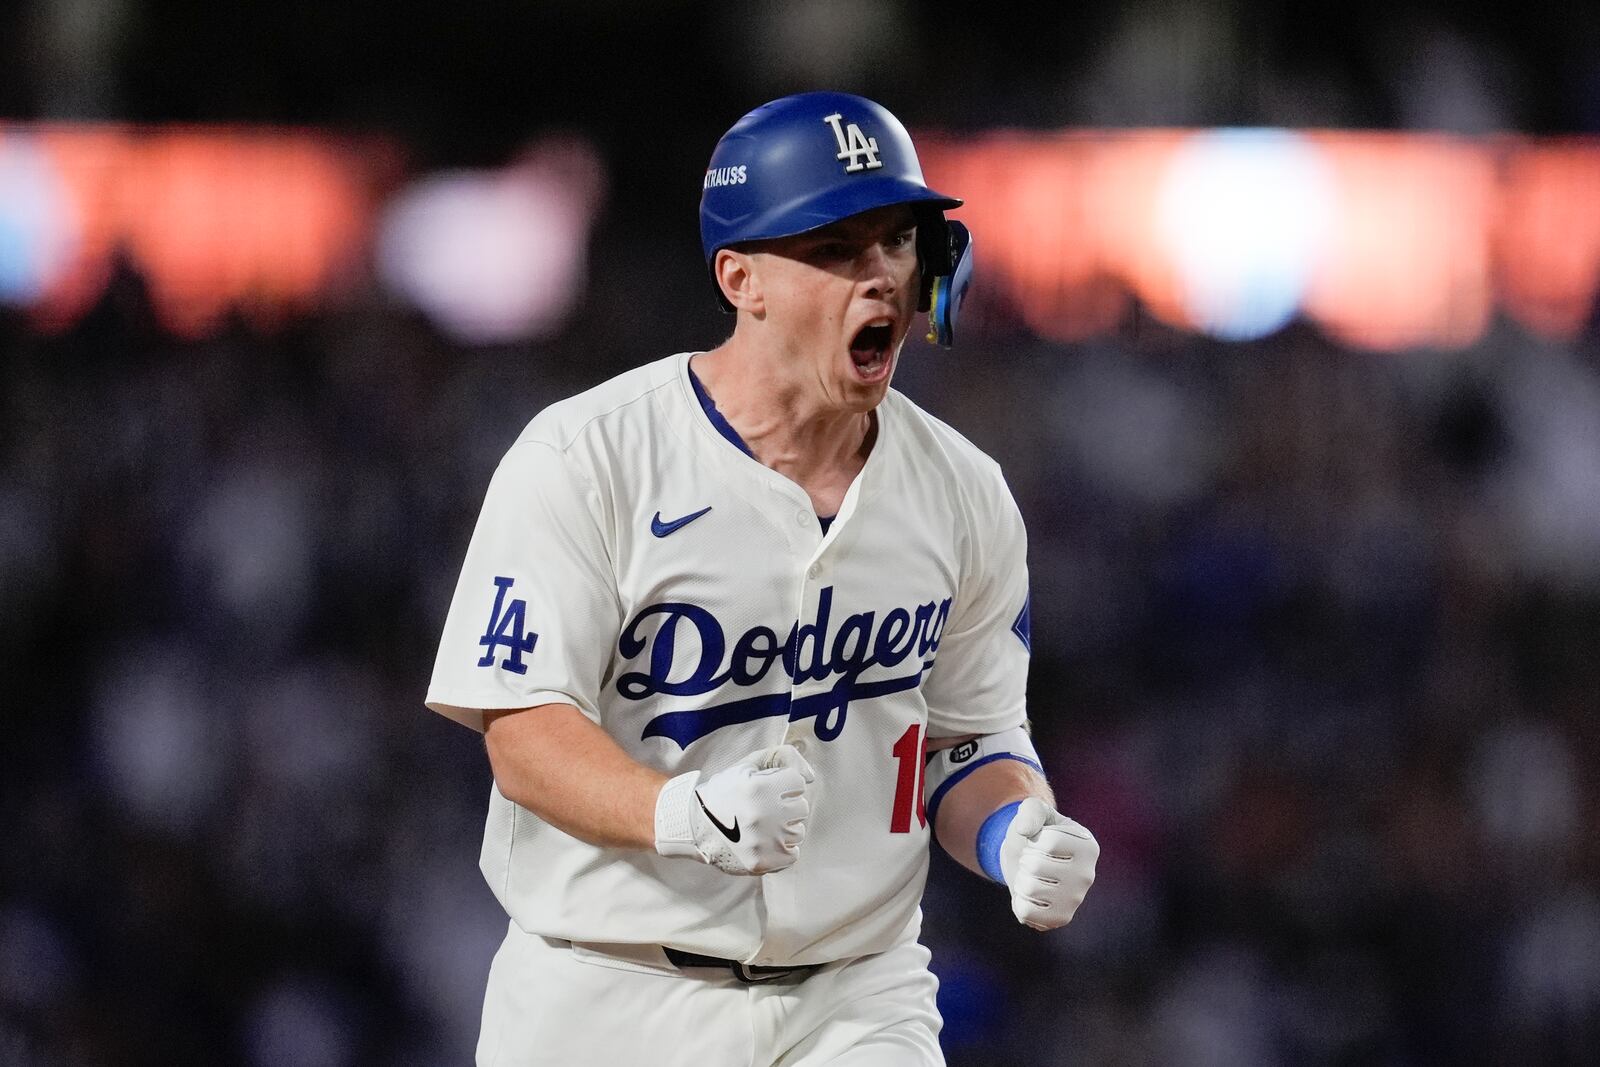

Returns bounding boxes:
[426,351,1031,967]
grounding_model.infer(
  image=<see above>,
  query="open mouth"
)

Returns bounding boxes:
[848,322,895,379]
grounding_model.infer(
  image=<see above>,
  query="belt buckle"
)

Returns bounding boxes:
[662,946,814,984]
[730,961,794,985]
[733,960,822,984]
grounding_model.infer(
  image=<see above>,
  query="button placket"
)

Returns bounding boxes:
[783,571,829,750]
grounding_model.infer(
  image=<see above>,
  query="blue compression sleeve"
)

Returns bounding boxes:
[977,801,1023,883]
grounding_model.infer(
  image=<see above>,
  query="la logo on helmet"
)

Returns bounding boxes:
[822,113,883,173]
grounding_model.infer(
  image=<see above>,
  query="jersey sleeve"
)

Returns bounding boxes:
[923,474,1031,738]
[425,439,622,732]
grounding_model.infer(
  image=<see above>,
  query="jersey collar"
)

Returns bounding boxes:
[666,351,895,541]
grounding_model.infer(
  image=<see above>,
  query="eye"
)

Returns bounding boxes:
[888,230,915,249]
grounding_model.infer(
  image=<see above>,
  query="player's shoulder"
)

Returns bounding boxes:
[512,354,682,456]
[882,387,1010,495]
[882,389,1026,551]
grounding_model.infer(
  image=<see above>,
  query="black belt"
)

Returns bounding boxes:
[662,947,820,984]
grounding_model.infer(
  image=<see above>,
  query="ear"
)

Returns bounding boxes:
[714,248,765,314]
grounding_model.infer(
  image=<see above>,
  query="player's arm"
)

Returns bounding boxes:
[478,701,814,876]
[427,441,811,876]
[924,733,1051,873]
[919,468,1098,928]
[923,727,1098,931]
[483,702,667,849]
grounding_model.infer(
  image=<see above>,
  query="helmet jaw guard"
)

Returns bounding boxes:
[700,92,973,347]
[925,221,973,348]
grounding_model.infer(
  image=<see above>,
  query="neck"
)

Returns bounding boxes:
[692,338,875,487]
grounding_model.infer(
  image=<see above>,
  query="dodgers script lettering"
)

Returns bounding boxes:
[618,586,952,748]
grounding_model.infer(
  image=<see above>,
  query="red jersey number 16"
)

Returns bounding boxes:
[889,723,928,833]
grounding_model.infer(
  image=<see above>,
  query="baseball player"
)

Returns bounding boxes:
[426,91,1098,1066]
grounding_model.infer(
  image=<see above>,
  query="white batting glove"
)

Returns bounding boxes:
[654,744,815,876]
[999,798,1099,931]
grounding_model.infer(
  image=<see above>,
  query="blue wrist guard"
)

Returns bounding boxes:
[977,800,1023,883]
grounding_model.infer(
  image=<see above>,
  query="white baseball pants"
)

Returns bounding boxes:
[475,920,944,1066]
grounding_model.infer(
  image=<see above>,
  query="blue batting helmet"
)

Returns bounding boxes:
[699,91,974,346]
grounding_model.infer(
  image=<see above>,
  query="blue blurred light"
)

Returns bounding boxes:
[1157,128,1335,341]
[0,136,75,305]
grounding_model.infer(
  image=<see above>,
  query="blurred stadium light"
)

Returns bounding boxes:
[1497,143,1600,338]
[0,123,609,344]
[0,125,386,337]
[3,122,1598,349]
[375,137,607,344]
[917,129,1600,349]
[1297,132,1496,350]
[1155,129,1335,341]
[0,133,78,305]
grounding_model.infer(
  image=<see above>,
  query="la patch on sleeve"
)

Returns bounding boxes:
[478,576,539,674]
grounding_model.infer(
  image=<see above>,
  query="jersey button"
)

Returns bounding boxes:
[806,563,821,579]
[795,509,810,528]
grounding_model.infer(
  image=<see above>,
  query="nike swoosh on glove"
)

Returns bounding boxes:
[654,744,815,876]
[998,797,1099,931]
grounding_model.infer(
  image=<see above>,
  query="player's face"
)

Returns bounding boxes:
[750,205,921,411]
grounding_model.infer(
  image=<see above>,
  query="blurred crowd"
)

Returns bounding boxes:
[3,251,1598,1065]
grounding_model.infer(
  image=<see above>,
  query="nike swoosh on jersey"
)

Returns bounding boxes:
[697,794,741,842]
[651,506,713,538]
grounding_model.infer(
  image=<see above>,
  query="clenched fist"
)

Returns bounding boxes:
[999,798,1098,930]
[654,744,815,875]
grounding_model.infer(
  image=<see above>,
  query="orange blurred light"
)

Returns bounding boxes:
[117,129,373,337]
[7,124,380,338]
[1495,141,1600,340]
[28,125,131,330]
[1301,133,1496,351]
[921,132,1186,341]
[1085,131,1192,333]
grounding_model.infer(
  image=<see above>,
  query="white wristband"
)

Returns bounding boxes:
[923,725,1043,827]
[653,770,704,859]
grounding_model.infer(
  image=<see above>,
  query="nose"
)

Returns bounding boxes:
[860,242,896,299]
